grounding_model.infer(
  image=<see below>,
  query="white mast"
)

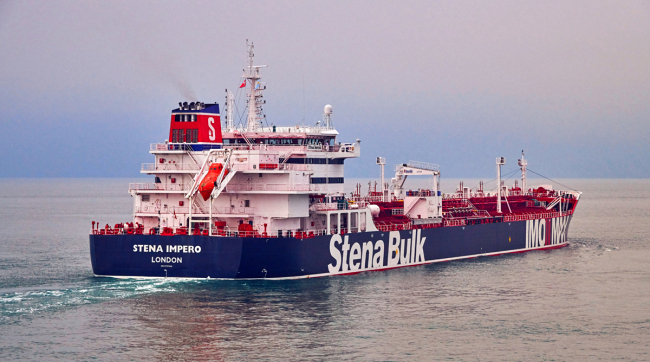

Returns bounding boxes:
[518,150,527,194]
[496,157,506,214]
[225,90,235,131]
[377,157,386,201]
[243,41,267,132]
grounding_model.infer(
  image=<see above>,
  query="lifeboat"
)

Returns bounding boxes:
[197,163,229,201]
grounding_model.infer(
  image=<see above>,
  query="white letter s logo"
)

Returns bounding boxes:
[208,117,215,141]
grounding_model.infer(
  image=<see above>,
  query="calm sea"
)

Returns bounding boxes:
[0,178,648,360]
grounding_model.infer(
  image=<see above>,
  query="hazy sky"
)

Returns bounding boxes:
[1,0,648,178]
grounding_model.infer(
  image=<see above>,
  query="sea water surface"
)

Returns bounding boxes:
[0,178,649,360]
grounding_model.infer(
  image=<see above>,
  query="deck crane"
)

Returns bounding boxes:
[390,161,440,200]
[389,161,442,223]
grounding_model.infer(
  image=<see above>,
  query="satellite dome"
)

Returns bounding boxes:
[324,104,333,115]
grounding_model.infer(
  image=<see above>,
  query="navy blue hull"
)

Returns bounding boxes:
[90,216,573,279]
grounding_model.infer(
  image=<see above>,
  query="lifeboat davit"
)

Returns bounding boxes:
[197,163,229,201]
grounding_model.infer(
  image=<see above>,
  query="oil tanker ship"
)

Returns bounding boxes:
[89,43,581,280]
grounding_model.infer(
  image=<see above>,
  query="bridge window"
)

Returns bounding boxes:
[310,177,327,184]
[328,158,344,164]
[257,138,303,145]
[282,158,304,164]
[307,158,327,164]
[328,177,344,184]
[282,157,339,164]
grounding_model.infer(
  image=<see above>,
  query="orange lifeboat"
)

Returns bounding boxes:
[197,163,229,201]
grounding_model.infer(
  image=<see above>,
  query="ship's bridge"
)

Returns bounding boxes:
[221,127,337,147]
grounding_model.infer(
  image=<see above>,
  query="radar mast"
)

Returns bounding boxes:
[518,150,527,194]
[243,41,267,132]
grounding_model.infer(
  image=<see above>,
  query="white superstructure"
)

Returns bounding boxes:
[128,45,369,238]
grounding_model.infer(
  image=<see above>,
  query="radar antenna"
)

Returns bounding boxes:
[323,104,333,130]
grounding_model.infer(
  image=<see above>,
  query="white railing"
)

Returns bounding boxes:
[141,163,200,172]
[279,164,310,171]
[130,182,330,196]
[473,210,491,218]
[149,142,360,155]
[135,205,155,214]
[228,163,310,172]
[150,143,221,152]
[227,145,261,151]
[443,219,466,227]
[223,145,322,152]
[134,205,255,215]
[310,203,346,211]
[150,143,170,151]
[226,125,339,134]
[310,200,368,212]
[92,225,369,238]
[310,184,329,192]
[360,195,384,203]
[149,143,193,151]
[129,183,159,191]
[134,205,180,213]
[375,222,412,232]
[502,210,572,222]
[226,183,311,192]
[447,209,491,219]
[412,218,442,225]
[219,143,356,154]
[212,207,256,215]
[129,183,190,192]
